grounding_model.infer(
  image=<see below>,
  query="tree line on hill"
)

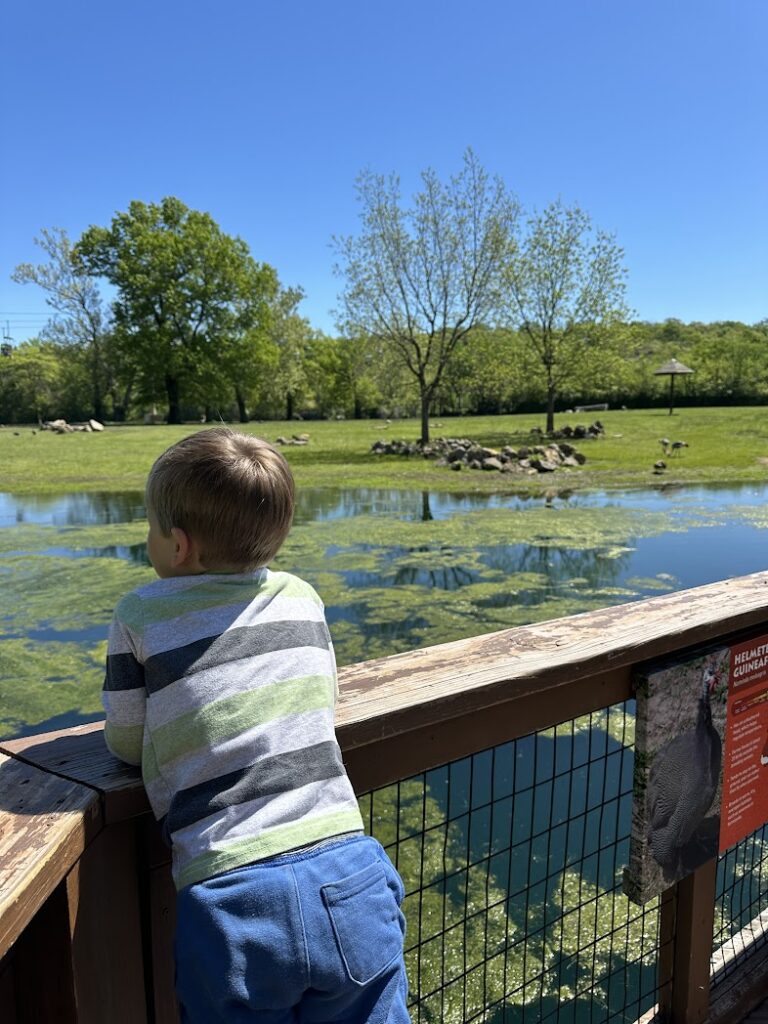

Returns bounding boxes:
[4,309,765,429]
[4,155,766,432]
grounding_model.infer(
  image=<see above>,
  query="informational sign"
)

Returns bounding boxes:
[624,647,729,905]
[719,635,768,851]
[625,636,768,905]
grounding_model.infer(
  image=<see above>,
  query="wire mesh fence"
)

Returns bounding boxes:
[361,701,670,1023]
[712,821,768,981]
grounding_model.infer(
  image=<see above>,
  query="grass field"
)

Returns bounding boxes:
[2,407,768,494]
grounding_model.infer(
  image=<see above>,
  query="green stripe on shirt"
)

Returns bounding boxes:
[176,808,365,890]
[104,722,143,766]
[151,674,335,767]
[134,575,321,629]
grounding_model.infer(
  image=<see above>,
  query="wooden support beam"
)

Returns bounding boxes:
[670,858,718,1024]
[12,882,77,1023]
[66,820,148,1023]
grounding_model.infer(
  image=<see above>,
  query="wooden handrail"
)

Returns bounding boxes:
[2,571,768,1021]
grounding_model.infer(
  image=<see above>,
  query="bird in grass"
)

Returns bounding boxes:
[659,438,670,455]
[647,664,722,880]
[653,460,667,474]
[671,441,689,456]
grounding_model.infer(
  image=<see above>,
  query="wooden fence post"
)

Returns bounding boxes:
[667,858,719,1024]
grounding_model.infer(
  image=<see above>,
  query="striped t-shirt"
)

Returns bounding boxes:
[102,569,364,890]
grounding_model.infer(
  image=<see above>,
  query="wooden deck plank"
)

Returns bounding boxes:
[0,753,101,959]
[0,723,148,822]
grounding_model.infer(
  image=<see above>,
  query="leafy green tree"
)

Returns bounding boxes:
[503,201,629,432]
[74,197,277,423]
[305,333,383,419]
[266,286,314,420]
[0,340,62,422]
[334,150,520,443]
[439,326,532,415]
[12,228,111,420]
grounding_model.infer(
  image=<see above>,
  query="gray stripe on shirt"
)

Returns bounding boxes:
[144,620,330,694]
[166,739,345,835]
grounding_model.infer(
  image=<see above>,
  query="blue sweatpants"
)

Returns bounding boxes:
[175,836,410,1023]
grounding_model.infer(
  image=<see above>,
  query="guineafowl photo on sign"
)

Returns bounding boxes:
[624,646,729,905]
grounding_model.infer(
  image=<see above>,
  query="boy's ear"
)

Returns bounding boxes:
[170,526,194,567]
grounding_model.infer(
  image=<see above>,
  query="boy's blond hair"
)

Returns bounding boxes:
[146,428,295,570]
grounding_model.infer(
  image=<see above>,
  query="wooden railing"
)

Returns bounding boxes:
[2,572,768,1022]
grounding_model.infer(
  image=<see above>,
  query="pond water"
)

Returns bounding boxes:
[3,484,765,1020]
[2,482,768,738]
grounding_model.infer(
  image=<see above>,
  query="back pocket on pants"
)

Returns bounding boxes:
[321,861,404,986]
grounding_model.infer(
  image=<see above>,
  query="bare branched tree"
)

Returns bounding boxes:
[334,150,520,443]
[13,227,111,419]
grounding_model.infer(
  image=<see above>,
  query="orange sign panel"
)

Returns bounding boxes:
[719,636,768,851]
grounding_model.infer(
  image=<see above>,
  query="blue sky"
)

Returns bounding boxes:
[1,0,765,341]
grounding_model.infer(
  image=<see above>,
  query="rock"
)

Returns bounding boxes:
[450,461,462,471]
[531,458,558,473]
[557,442,575,456]
[517,446,530,459]
[482,457,504,471]
[573,452,587,465]
[89,419,105,432]
[562,456,580,467]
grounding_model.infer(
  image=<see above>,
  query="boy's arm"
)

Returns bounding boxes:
[102,598,146,766]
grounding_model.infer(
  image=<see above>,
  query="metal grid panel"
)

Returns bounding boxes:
[361,702,669,1023]
[712,823,768,980]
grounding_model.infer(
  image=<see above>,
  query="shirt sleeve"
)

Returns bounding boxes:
[102,595,146,766]
[323,621,340,702]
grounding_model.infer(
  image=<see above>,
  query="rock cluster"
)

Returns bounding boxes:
[371,436,586,473]
[538,420,604,441]
[275,433,310,446]
[41,418,105,434]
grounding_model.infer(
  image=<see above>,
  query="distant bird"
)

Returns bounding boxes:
[646,664,722,879]
[670,441,689,456]
[659,438,670,455]
[653,460,667,473]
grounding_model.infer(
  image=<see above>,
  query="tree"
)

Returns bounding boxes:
[334,150,520,444]
[268,286,314,421]
[502,200,629,432]
[0,340,62,423]
[74,198,277,423]
[12,228,111,420]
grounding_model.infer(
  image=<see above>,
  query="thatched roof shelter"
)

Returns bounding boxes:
[654,357,694,414]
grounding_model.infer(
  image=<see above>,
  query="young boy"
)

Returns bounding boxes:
[102,428,409,1023]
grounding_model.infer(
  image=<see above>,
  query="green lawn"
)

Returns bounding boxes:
[3,407,768,494]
